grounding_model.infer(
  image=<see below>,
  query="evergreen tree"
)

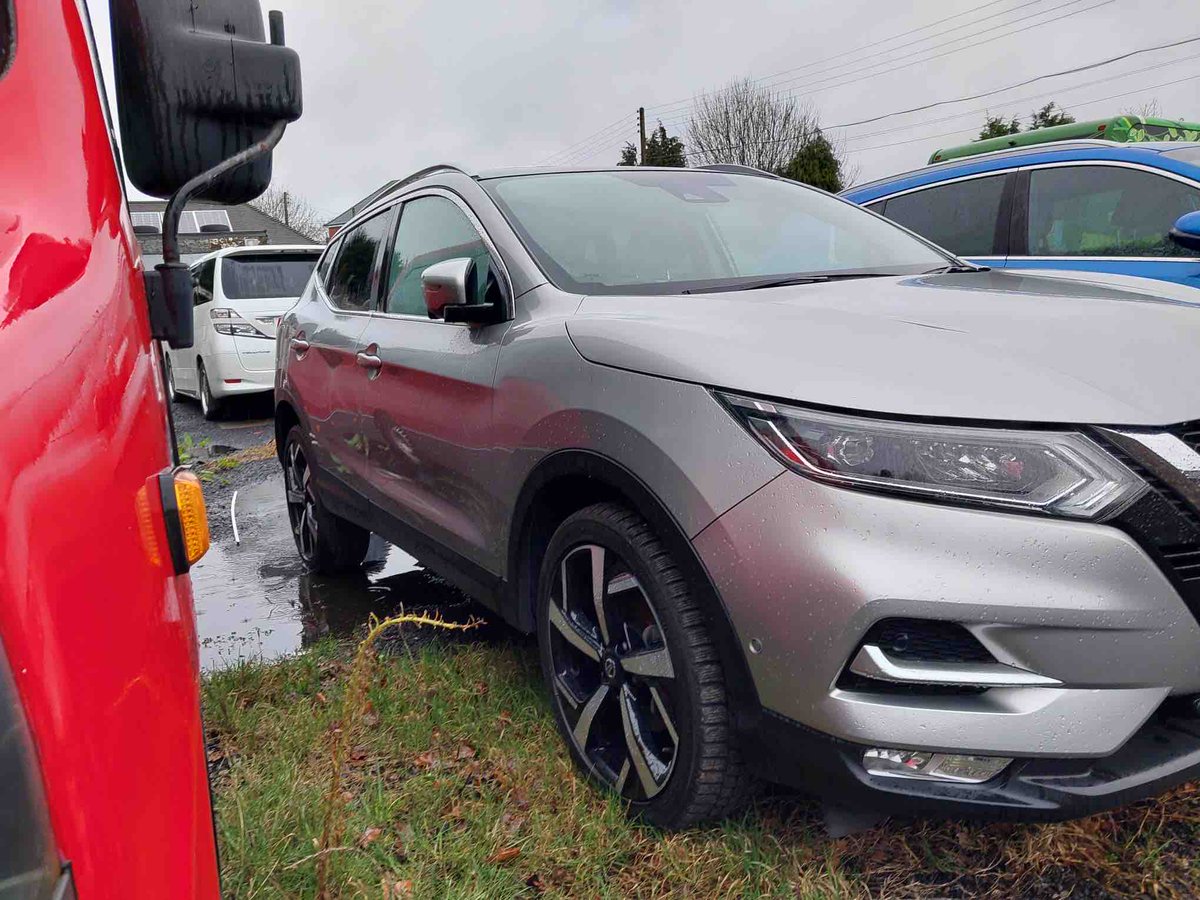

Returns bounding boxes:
[779,132,843,192]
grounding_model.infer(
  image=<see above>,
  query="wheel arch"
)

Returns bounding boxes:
[274,398,302,465]
[505,449,762,718]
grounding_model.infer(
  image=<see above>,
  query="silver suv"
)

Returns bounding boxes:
[276,164,1200,828]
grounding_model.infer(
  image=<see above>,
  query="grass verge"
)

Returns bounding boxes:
[204,635,1200,899]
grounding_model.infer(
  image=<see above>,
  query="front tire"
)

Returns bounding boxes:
[198,362,223,421]
[537,502,752,829]
[283,426,370,574]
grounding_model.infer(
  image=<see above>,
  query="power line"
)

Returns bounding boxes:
[825,32,1200,130]
[844,72,1200,154]
[680,44,1200,162]
[541,115,632,164]
[644,0,1048,117]
[836,54,1194,145]
[652,0,1115,129]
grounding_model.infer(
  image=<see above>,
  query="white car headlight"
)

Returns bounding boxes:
[718,392,1146,520]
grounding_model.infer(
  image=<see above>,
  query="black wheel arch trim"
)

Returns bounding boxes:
[505,449,763,722]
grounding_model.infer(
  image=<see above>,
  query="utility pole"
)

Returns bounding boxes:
[638,107,647,165]
[282,191,290,227]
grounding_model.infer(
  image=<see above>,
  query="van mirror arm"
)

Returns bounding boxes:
[147,120,288,350]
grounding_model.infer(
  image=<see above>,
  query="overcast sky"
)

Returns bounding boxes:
[86,0,1198,224]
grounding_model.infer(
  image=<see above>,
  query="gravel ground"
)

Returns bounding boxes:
[201,457,280,542]
[170,391,275,453]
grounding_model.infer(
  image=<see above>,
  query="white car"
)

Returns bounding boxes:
[164,245,322,419]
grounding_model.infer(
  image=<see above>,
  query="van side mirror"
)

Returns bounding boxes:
[1169,211,1200,253]
[109,0,302,204]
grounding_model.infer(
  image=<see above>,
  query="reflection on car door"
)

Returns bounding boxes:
[1008,164,1200,289]
[283,213,391,515]
[359,192,512,573]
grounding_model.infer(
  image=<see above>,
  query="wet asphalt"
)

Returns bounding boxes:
[178,394,490,671]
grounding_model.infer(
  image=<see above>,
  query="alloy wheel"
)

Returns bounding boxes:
[285,439,319,564]
[547,543,679,801]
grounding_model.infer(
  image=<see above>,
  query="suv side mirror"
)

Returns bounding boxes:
[1169,211,1200,253]
[110,0,302,204]
[421,258,497,324]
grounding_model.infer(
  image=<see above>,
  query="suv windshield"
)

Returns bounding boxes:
[484,170,950,295]
[221,252,320,300]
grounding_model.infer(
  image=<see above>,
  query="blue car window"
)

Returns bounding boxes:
[1028,166,1200,257]
[882,175,1006,257]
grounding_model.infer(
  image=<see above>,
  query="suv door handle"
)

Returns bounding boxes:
[290,337,310,352]
[356,351,382,370]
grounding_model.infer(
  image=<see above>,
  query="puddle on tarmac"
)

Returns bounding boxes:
[191,474,477,671]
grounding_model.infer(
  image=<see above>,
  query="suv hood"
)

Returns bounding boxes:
[566,269,1200,426]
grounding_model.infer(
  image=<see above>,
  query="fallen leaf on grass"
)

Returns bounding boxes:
[413,751,441,771]
[316,691,328,705]
[456,744,477,761]
[525,872,545,894]
[358,826,383,848]
[487,846,521,865]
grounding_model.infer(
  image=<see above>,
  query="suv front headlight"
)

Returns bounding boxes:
[717,391,1145,520]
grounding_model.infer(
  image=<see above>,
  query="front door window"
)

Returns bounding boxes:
[1027,166,1200,257]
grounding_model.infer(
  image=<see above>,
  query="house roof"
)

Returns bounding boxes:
[128,199,319,245]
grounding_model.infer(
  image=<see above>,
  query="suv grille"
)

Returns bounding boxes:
[1098,427,1200,622]
[1177,423,1200,455]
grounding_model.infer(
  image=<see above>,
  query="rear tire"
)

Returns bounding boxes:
[283,426,370,574]
[536,502,753,829]
[198,362,223,421]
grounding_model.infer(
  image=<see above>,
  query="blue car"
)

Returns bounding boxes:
[843,140,1200,290]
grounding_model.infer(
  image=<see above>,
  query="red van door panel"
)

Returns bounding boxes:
[0,1,220,897]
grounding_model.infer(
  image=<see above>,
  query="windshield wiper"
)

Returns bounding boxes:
[923,263,991,274]
[683,275,830,294]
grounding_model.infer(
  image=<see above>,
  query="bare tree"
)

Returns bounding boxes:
[250,186,327,242]
[687,79,833,174]
[1127,98,1162,118]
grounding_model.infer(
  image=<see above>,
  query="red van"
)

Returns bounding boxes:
[0,1,301,896]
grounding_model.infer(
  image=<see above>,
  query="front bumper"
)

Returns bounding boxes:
[693,470,1200,808]
[749,702,1200,821]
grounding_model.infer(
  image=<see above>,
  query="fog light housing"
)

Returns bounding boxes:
[863,748,1011,783]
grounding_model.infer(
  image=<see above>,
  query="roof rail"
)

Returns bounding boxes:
[372,164,470,206]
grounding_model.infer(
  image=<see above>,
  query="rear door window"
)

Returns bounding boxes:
[883,174,1007,256]
[1026,165,1200,257]
[221,253,320,299]
[326,214,391,311]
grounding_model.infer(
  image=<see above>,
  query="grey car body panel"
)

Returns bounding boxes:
[693,472,1200,756]
[280,165,1200,811]
[490,284,784,569]
[567,269,1200,426]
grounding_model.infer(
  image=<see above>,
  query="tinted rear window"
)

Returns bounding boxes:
[221,253,320,300]
[883,174,1007,256]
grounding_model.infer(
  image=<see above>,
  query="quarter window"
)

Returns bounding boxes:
[327,214,390,311]
[1027,166,1200,257]
[882,175,1006,257]
[317,239,340,287]
[384,196,498,317]
[192,259,215,305]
